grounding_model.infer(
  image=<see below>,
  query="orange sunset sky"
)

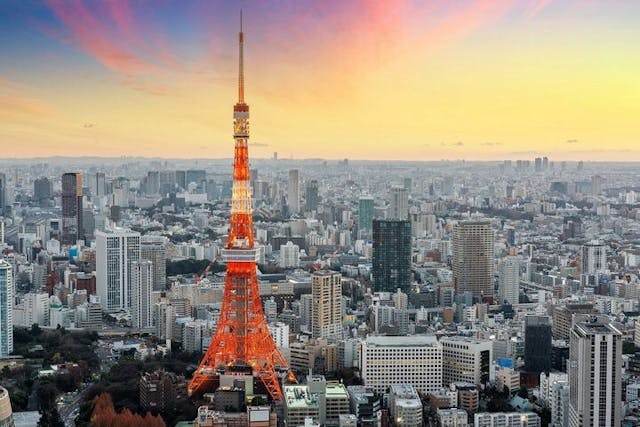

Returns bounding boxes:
[1,0,639,161]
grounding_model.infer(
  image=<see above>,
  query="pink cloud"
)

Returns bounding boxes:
[422,0,518,48]
[43,0,161,76]
[525,0,554,18]
[0,77,58,118]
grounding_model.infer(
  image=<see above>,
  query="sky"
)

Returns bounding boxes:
[1,0,639,161]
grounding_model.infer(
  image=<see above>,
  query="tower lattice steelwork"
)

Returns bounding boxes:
[188,12,292,401]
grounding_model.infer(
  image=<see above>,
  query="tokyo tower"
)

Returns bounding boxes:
[188,12,292,401]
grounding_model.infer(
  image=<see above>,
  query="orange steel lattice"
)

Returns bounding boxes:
[188,12,293,401]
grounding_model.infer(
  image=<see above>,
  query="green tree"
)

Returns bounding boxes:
[38,407,65,427]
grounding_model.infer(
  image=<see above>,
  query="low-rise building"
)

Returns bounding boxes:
[388,384,422,427]
[474,412,541,427]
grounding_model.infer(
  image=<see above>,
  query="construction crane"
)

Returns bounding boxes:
[194,259,216,284]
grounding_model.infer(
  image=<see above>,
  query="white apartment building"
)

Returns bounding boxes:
[568,318,622,427]
[131,260,153,329]
[96,228,141,312]
[437,408,468,427]
[280,241,300,268]
[474,412,541,427]
[498,256,520,305]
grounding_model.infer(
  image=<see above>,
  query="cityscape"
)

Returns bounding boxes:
[1,1,640,427]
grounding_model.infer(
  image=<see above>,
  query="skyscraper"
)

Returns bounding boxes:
[288,169,300,214]
[61,172,83,245]
[146,171,160,196]
[389,186,409,220]
[452,221,495,301]
[305,179,319,212]
[33,177,52,206]
[141,236,167,291]
[0,173,6,216]
[91,172,106,197]
[591,174,603,196]
[372,219,411,292]
[580,240,607,275]
[311,271,343,340]
[131,260,153,329]
[0,260,13,358]
[358,195,374,234]
[498,256,520,305]
[96,228,141,312]
[524,315,552,374]
[569,317,622,427]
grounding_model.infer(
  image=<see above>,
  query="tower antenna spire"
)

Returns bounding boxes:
[238,9,244,103]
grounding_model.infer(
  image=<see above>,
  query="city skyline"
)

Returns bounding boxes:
[2,1,639,161]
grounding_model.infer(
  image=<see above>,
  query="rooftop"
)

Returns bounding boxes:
[284,385,319,410]
[365,335,438,347]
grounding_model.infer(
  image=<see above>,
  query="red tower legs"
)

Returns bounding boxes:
[189,261,289,400]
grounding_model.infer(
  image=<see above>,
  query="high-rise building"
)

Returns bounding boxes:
[372,219,411,292]
[96,228,141,312]
[568,317,622,427]
[141,236,167,291]
[360,335,442,394]
[305,180,319,212]
[186,169,206,192]
[0,173,6,216]
[580,241,607,275]
[33,177,52,206]
[441,337,492,387]
[389,186,409,220]
[358,195,374,234]
[140,371,175,412]
[452,221,495,301]
[146,171,160,196]
[591,175,603,196]
[280,241,300,268]
[524,315,552,374]
[0,387,14,427]
[552,303,595,340]
[534,157,542,172]
[311,271,342,340]
[264,297,278,324]
[497,256,520,305]
[131,260,153,329]
[288,169,300,214]
[91,172,106,197]
[61,172,83,245]
[175,170,187,190]
[0,260,13,357]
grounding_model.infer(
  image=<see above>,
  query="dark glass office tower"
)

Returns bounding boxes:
[372,219,411,292]
[305,180,319,212]
[61,172,83,245]
[524,315,552,373]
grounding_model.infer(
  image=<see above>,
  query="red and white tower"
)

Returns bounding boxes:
[188,12,292,401]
